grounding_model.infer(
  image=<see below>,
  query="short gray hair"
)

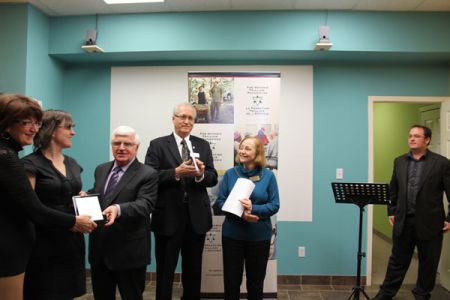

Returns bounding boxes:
[173,102,196,118]
[111,125,140,145]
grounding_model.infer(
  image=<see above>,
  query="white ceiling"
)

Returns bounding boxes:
[1,0,450,16]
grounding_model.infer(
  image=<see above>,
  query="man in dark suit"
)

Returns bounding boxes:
[88,126,158,300]
[145,103,218,300]
[373,125,450,300]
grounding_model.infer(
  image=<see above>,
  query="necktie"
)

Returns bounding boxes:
[181,139,190,162]
[104,166,122,196]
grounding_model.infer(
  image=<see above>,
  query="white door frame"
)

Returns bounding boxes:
[367,96,449,285]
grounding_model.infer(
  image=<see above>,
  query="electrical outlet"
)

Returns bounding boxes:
[336,168,344,179]
[298,246,305,257]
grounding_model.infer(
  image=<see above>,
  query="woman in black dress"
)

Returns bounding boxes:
[197,85,206,104]
[0,95,96,300]
[23,110,86,300]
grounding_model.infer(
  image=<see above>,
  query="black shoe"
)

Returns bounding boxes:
[372,293,393,300]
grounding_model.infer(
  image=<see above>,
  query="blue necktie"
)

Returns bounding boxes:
[105,166,122,196]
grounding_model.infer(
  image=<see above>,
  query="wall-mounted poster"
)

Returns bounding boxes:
[189,72,280,299]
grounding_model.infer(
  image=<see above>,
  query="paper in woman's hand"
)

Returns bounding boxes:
[72,195,104,221]
[222,178,255,217]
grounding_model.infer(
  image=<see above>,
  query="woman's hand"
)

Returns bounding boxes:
[242,210,259,223]
[72,215,97,233]
[240,198,252,212]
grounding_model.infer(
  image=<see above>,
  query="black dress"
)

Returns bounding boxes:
[0,137,74,278]
[22,151,86,299]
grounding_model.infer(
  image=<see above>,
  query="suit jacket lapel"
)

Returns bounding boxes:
[191,137,200,158]
[99,162,114,200]
[417,152,436,191]
[167,134,183,165]
[104,160,139,206]
[398,155,409,190]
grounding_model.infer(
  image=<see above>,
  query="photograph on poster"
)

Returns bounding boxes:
[188,74,234,124]
[234,124,279,170]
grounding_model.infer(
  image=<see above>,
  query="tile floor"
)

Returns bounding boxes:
[77,233,450,299]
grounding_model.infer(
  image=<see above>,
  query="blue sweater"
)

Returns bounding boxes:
[216,165,280,241]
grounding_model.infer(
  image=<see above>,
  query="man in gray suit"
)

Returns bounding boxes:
[373,125,450,300]
[89,126,158,300]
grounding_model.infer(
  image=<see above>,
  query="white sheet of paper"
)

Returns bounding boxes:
[222,178,255,217]
[72,195,104,221]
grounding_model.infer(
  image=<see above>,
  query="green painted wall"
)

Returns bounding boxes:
[373,103,424,238]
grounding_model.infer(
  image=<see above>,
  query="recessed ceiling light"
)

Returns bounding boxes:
[104,0,164,4]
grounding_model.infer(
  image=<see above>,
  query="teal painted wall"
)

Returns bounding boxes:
[0,4,64,104]
[60,63,449,275]
[49,11,450,56]
[25,5,64,109]
[1,4,450,276]
[373,103,423,238]
[62,65,111,185]
[298,64,448,275]
[0,5,28,93]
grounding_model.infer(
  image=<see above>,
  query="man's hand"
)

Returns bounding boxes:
[194,159,205,178]
[71,215,97,233]
[388,216,395,226]
[175,160,199,178]
[103,205,119,227]
[443,221,450,233]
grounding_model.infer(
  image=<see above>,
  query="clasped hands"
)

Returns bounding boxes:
[176,159,205,178]
[240,198,259,223]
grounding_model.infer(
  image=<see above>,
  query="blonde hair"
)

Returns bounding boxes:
[235,136,266,168]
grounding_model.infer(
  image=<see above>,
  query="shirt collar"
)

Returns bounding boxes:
[113,157,135,173]
[407,150,428,161]
[173,132,190,145]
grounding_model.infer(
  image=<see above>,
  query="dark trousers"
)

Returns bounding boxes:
[211,102,221,121]
[154,205,206,300]
[222,236,270,300]
[378,216,443,300]
[90,260,146,300]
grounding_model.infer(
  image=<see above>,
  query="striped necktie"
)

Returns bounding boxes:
[105,166,122,196]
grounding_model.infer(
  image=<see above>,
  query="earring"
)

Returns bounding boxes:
[1,132,10,140]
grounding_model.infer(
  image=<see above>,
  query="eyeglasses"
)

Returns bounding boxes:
[174,114,195,122]
[59,124,76,130]
[409,134,425,139]
[111,141,135,148]
[16,119,42,129]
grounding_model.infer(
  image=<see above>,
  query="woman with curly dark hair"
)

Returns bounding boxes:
[0,94,96,300]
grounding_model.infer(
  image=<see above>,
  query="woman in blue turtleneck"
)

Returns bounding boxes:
[216,136,280,300]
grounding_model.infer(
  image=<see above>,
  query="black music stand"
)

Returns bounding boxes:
[331,182,390,300]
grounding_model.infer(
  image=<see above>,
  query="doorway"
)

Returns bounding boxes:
[368,96,450,287]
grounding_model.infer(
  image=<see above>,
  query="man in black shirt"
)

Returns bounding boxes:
[373,125,450,300]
